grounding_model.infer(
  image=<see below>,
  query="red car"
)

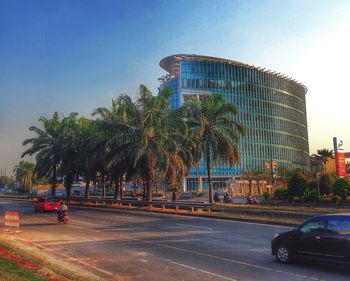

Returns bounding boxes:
[34,197,61,213]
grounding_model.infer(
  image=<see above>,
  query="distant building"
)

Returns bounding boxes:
[159,54,309,191]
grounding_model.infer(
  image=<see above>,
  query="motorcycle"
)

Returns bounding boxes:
[57,210,69,224]
[246,195,258,204]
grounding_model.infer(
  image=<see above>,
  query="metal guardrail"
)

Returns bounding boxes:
[68,197,212,213]
[0,194,212,213]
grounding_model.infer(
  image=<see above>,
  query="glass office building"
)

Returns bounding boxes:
[159,54,309,191]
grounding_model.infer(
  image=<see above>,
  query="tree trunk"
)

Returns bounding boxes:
[85,176,90,200]
[119,175,123,200]
[146,154,155,202]
[65,173,73,198]
[155,173,158,196]
[142,178,146,200]
[102,173,106,198]
[146,174,152,201]
[172,188,177,202]
[114,175,120,199]
[52,166,57,197]
[206,145,213,204]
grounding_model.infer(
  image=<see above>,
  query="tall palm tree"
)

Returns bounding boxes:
[184,94,244,203]
[93,95,140,199]
[317,148,334,174]
[22,112,63,197]
[162,109,200,201]
[94,85,187,201]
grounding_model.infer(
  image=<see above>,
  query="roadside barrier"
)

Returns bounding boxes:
[2,211,21,233]
[0,195,212,214]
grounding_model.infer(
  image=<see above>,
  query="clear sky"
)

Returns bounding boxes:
[1,0,350,176]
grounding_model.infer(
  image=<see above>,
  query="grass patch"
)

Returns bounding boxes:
[0,259,46,281]
[0,242,43,266]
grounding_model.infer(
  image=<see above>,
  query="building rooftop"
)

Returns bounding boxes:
[159,54,307,92]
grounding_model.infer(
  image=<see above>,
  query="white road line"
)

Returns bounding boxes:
[170,261,238,281]
[16,237,115,279]
[139,239,318,280]
[176,223,213,230]
[19,216,318,280]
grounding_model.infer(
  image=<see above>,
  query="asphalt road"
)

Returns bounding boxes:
[0,199,349,281]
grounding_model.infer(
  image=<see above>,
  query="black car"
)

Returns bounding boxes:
[271,213,350,264]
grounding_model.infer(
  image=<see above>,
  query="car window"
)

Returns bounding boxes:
[47,198,57,202]
[300,220,325,234]
[39,198,45,202]
[327,220,350,234]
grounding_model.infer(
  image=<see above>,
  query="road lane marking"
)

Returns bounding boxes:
[176,223,213,230]
[9,201,321,280]
[62,223,322,281]
[16,237,115,279]
[138,239,319,280]
[170,261,238,281]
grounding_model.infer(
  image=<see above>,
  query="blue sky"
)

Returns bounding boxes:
[1,0,350,175]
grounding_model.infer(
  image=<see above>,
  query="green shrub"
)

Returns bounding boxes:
[287,171,307,197]
[319,173,335,195]
[106,190,114,196]
[274,188,288,200]
[332,178,350,199]
[304,188,319,202]
[263,191,270,200]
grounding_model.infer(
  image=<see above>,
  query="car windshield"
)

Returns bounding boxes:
[47,198,56,202]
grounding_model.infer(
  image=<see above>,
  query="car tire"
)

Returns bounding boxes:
[275,244,292,264]
[39,208,43,213]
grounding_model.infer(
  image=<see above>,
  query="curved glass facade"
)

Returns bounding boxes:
[159,54,309,186]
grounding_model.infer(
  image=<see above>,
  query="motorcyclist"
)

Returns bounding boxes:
[213,191,220,202]
[57,201,68,223]
[223,192,232,203]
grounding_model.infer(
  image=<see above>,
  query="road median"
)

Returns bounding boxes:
[0,237,105,281]
[2,195,346,227]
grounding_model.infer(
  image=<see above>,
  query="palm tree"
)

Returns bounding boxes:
[184,94,244,203]
[317,148,333,174]
[72,116,97,199]
[241,168,259,195]
[93,95,140,199]
[96,85,188,201]
[22,112,63,197]
[13,160,35,192]
[163,113,200,201]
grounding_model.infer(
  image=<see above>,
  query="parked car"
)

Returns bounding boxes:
[271,213,350,264]
[34,197,61,213]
